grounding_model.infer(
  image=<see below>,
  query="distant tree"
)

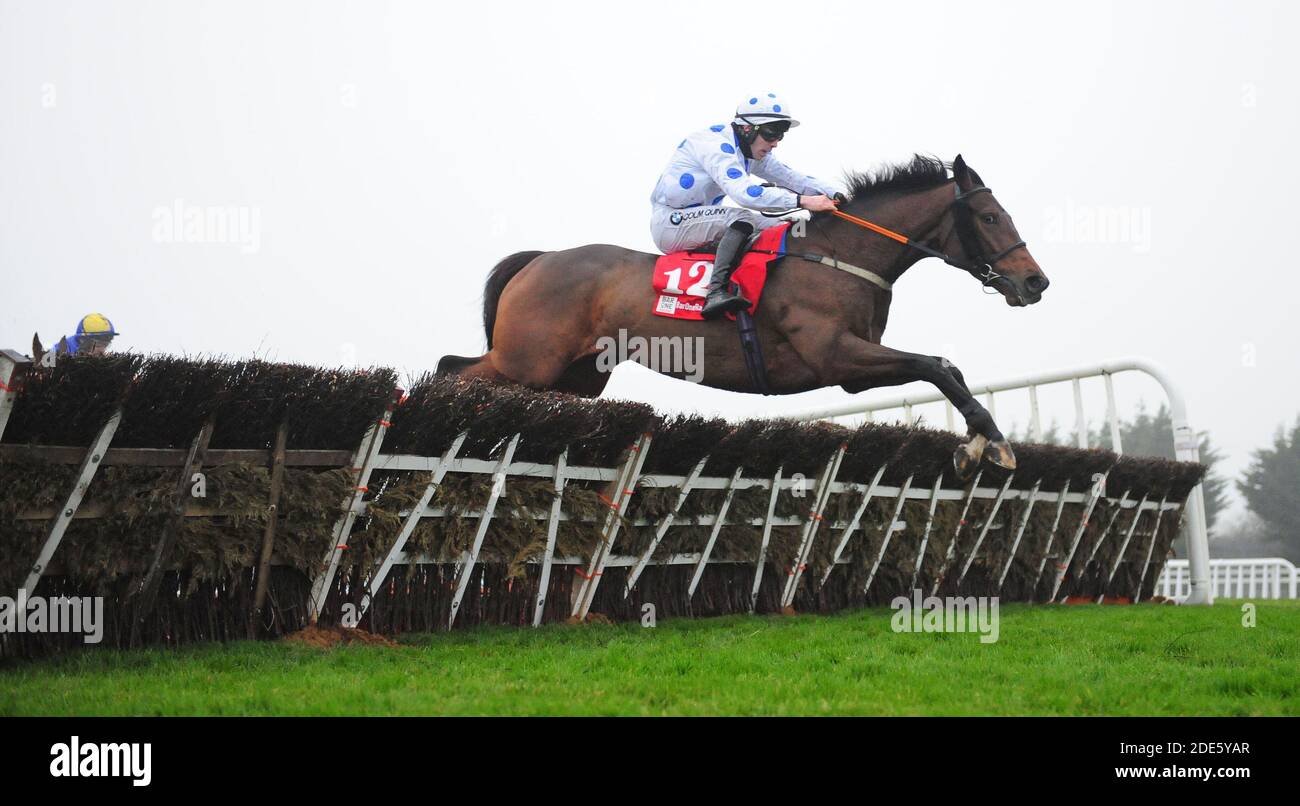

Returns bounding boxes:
[1005,418,1069,447]
[1237,417,1300,556]
[1210,511,1297,563]
[1086,402,1228,534]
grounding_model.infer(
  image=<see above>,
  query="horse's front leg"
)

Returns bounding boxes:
[824,336,1015,478]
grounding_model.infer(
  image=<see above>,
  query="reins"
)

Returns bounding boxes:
[756,183,1027,294]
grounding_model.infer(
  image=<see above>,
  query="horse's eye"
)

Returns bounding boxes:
[981,214,997,225]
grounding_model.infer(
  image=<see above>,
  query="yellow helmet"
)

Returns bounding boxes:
[76,313,118,338]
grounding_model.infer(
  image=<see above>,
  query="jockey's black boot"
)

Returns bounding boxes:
[701,221,754,320]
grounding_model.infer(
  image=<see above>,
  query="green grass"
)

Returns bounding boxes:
[2,600,1297,715]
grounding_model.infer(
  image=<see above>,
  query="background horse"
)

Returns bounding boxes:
[438,155,1049,477]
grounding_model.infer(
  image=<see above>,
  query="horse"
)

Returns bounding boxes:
[438,155,1048,478]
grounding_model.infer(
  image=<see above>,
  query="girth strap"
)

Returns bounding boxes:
[746,248,893,292]
[735,307,772,395]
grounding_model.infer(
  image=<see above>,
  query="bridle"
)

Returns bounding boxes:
[827,183,1027,294]
[947,184,1027,292]
[750,179,1029,295]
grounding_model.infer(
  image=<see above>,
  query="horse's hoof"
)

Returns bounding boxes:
[953,435,988,480]
[984,439,1017,470]
[952,447,976,480]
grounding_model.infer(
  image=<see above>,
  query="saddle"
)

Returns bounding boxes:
[651,223,790,321]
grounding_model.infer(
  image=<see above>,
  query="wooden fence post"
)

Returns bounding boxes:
[132,406,219,644]
[250,418,290,638]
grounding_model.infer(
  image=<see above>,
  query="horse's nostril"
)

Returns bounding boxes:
[1026,274,1049,293]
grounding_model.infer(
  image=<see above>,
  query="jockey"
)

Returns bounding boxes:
[650,93,843,318]
[57,312,118,356]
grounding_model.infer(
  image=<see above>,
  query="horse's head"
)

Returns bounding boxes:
[948,155,1048,306]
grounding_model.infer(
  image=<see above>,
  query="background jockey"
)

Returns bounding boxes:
[56,312,119,356]
[649,93,844,318]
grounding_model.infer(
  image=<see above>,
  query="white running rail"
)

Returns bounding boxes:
[1157,558,1298,600]
[782,356,1214,605]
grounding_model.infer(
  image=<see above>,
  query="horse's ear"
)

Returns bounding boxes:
[953,154,972,189]
[953,154,984,191]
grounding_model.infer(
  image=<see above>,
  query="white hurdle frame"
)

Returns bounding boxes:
[22,407,123,597]
[863,474,913,595]
[309,400,398,622]
[955,473,1014,589]
[1099,493,1149,602]
[358,432,467,619]
[750,467,783,612]
[448,432,521,629]
[687,466,745,599]
[532,448,569,627]
[783,357,1213,604]
[996,478,1041,592]
[572,433,653,621]
[1048,472,1109,602]
[908,474,945,591]
[780,444,847,609]
[820,464,888,588]
[625,455,708,597]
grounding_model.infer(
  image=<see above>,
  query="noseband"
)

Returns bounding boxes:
[949,185,1027,293]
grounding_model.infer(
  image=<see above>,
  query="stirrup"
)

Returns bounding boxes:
[702,287,751,319]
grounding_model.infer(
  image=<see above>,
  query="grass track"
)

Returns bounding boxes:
[2,600,1296,716]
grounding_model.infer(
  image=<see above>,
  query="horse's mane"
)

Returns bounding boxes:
[842,154,952,201]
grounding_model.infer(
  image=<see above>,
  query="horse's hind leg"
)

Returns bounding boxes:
[435,352,513,385]
[822,336,1014,477]
[438,344,591,392]
[437,354,483,376]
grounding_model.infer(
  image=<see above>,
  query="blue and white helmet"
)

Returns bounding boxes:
[734,93,800,128]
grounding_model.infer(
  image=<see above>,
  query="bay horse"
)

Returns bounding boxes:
[438,155,1048,477]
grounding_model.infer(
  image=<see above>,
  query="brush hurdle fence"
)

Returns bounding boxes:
[0,350,1206,657]
[784,357,1213,605]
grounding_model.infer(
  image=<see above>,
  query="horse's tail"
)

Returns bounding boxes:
[483,250,545,348]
